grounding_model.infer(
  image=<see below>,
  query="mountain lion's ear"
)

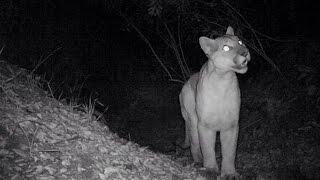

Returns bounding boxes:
[226,26,234,35]
[199,37,218,55]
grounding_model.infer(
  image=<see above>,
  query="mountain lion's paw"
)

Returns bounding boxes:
[199,167,219,180]
[220,172,241,180]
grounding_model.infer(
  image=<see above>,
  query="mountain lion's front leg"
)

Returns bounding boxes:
[198,123,219,173]
[220,126,239,178]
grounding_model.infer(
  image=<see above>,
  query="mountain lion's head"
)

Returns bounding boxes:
[199,26,250,74]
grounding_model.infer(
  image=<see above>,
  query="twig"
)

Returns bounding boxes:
[121,15,174,80]
[45,79,55,99]
[1,70,23,86]
[222,0,281,74]
[76,75,90,100]
[16,119,52,131]
[30,47,62,75]
[240,117,263,131]
[17,123,31,155]
[53,136,81,145]
[96,106,109,121]
[38,149,61,152]
[170,67,185,82]
[58,92,63,101]
[177,16,190,78]
[169,78,185,84]
[29,126,39,155]
[0,44,5,55]
[164,23,188,81]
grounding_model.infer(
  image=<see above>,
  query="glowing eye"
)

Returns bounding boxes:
[238,40,243,45]
[223,45,231,51]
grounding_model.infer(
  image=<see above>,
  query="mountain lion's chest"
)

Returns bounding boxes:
[196,74,241,129]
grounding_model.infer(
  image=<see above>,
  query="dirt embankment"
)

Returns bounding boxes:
[0,60,199,180]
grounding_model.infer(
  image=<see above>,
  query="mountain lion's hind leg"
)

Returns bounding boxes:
[189,113,202,164]
[180,85,202,165]
[181,108,202,164]
[220,126,240,179]
[180,109,191,149]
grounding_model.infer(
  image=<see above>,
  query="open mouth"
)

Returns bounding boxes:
[232,64,247,70]
[241,59,248,66]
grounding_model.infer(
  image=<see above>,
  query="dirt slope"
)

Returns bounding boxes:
[0,60,199,180]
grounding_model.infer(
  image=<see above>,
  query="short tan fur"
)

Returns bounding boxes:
[179,26,250,179]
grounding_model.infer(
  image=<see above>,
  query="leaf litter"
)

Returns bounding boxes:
[0,61,199,180]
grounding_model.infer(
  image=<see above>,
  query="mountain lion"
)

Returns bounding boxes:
[179,26,250,179]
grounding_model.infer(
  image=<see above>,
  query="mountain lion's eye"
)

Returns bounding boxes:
[238,40,243,45]
[223,45,231,51]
